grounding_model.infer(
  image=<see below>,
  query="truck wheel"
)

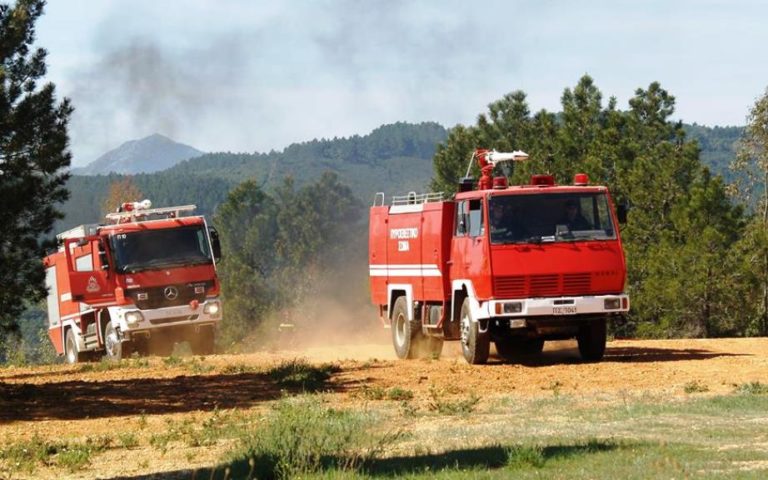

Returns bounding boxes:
[190,327,215,356]
[391,296,422,359]
[104,321,128,361]
[577,319,607,362]
[65,329,87,364]
[460,298,489,365]
[495,338,544,361]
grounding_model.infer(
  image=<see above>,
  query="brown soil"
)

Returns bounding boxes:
[1,336,767,479]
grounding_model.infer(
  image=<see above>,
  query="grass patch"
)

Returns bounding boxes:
[267,359,341,392]
[223,396,400,479]
[148,409,251,454]
[0,435,112,474]
[505,444,545,469]
[683,380,709,394]
[358,386,414,401]
[428,386,479,416]
[117,432,139,449]
[187,357,215,374]
[735,381,768,395]
[78,356,150,372]
[387,387,414,401]
[220,363,258,375]
[359,386,386,400]
[162,354,184,367]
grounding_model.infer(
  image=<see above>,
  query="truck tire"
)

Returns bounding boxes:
[495,338,544,361]
[391,296,423,359]
[190,327,215,356]
[104,321,130,361]
[65,329,88,364]
[577,318,607,362]
[460,297,489,365]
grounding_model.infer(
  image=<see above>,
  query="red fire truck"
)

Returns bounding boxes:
[369,149,629,364]
[43,200,223,363]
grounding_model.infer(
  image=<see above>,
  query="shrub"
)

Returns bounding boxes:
[683,380,709,394]
[227,396,399,479]
[735,381,768,395]
[387,387,414,401]
[267,359,341,391]
[428,387,479,416]
[506,445,545,469]
[0,435,111,473]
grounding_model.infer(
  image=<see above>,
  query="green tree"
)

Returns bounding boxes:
[213,180,279,346]
[430,75,747,338]
[0,0,72,337]
[213,172,364,349]
[731,86,768,335]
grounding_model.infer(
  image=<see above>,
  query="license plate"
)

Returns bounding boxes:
[553,306,577,315]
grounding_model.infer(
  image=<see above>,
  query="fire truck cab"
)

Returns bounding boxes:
[369,149,629,364]
[43,201,223,363]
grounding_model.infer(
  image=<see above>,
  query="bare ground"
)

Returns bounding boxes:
[1,336,767,479]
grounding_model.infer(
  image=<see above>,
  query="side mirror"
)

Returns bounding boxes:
[616,204,628,224]
[209,227,223,262]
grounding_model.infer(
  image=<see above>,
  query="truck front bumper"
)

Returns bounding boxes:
[486,294,629,319]
[110,298,222,335]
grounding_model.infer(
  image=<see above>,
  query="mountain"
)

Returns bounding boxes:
[73,134,205,175]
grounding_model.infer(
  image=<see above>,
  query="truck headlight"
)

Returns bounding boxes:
[204,301,221,316]
[125,311,144,324]
[495,302,523,314]
[604,298,621,310]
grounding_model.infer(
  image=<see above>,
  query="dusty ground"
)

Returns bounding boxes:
[1,336,767,479]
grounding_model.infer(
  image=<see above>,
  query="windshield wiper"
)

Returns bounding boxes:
[119,263,150,273]
[118,257,208,273]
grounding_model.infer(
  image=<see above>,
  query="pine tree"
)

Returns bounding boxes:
[731,87,768,335]
[0,0,72,337]
[429,76,747,338]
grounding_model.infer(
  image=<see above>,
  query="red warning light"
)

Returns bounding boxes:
[574,173,589,186]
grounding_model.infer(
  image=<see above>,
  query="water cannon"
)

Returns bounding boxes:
[468,148,529,191]
[481,150,529,166]
[119,199,152,212]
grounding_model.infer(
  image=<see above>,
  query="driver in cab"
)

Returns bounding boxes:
[490,202,526,242]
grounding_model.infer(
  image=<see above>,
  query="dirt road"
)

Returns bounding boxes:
[1,337,767,479]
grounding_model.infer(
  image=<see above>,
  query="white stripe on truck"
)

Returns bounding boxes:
[369,264,442,277]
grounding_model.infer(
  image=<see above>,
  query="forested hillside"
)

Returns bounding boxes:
[683,124,743,182]
[59,121,740,233]
[57,122,447,231]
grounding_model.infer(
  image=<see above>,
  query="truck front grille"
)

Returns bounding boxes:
[530,275,559,296]
[128,281,212,310]
[150,314,199,325]
[494,273,593,298]
[493,276,525,297]
[563,273,591,294]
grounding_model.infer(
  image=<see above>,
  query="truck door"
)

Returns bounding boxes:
[64,236,117,304]
[450,199,489,295]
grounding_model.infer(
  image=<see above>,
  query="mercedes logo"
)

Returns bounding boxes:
[164,286,179,300]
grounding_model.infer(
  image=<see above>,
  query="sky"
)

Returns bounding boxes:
[33,0,768,166]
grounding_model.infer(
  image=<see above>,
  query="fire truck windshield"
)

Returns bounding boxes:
[489,192,617,244]
[110,226,213,273]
